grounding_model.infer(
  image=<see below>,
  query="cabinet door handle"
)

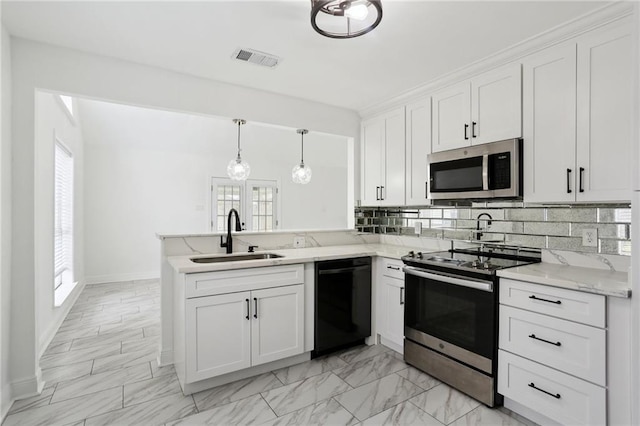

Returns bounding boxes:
[245,298,250,320]
[529,295,562,305]
[464,123,469,140]
[400,287,405,305]
[579,167,585,193]
[253,297,258,319]
[380,186,385,200]
[566,168,572,194]
[425,181,429,199]
[528,382,561,399]
[528,334,561,347]
[472,121,477,138]
[387,265,401,271]
[376,186,380,201]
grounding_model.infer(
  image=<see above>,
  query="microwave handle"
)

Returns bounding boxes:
[482,154,489,190]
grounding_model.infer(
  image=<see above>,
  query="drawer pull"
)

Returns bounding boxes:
[245,298,250,320]
[253,297,258,319]
[400,287,405,305]
[387,265,401,271]
[528,382,561,399]
[529,334,561,347]
[529,295,561,305]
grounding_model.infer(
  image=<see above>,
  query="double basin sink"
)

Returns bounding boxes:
[190,253,283,264]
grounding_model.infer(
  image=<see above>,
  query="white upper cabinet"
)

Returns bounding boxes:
[432,64,522,153]
[405,98,431,205]
[361,118,384,206]
[523,43,577,203]
[361,107,406,206]
[575,22,632,202]
[432,82,471,152]
[523,18,632,203]
[471,64,522,145]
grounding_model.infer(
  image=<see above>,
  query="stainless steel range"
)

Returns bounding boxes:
[401,246,541,407]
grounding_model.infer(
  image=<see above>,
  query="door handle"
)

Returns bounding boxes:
[245,298,250,320]
[529,295,562,305]
[529,334,561,347]
[375,186,380,200]
[528,382,561,399]
[387,265,401,271]
[464,123,469,140]
[566,168,572,194]
[253,297,258,319]
[472,121,477,138]
[400,287,405,305]
[579,167,585,193]
[380,186,385,200]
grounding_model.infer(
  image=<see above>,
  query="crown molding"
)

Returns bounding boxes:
[359,2,634,119]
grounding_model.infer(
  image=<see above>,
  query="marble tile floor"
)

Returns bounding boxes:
[3,280,535,426]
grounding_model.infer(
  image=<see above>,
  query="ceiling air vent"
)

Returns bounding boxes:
[232,48,281,68]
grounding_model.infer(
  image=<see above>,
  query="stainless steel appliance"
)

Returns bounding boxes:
[401,246,540,406]
[428,139,522,200]
[313,257,372,358]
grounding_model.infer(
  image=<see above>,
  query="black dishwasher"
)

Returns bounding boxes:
[313,257,371,358]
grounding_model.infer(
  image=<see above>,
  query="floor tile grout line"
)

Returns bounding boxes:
[258,392,279,418]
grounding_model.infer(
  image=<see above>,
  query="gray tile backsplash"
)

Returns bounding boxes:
[355,203,632,256]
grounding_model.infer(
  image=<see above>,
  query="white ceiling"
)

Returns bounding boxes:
[2,1,607,111]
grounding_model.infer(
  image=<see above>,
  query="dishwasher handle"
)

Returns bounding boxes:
[317,265,371,275]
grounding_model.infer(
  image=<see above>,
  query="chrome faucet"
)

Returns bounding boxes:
[220,208,242,254]
[475,213,493,240]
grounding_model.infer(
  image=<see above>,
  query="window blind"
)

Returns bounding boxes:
[54,142,73,288]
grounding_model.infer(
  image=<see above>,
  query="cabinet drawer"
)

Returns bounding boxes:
[498,350,606,426]
[381,258,404,280]
[499,279,605,327]
[185,264,304,298]
[499,305,605,385]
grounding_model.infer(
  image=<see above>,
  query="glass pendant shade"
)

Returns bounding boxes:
[292,163,312,184]
[227,156,251,181]
[292,129,312,184]
[227,119,250,181]
[311,0,383,39]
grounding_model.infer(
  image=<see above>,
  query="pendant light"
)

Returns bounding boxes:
[292,129,312,184]
[227,119,250,181]
[311,0,383,39]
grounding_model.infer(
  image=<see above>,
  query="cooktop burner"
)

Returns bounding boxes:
[401,247,541,275]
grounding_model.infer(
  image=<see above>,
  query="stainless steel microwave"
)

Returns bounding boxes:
[427,139,522,200]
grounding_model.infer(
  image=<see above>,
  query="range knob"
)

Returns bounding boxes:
[408,251,415,258]
[483,262,491,269]
[471,261,478,268]
[417,252,424,259]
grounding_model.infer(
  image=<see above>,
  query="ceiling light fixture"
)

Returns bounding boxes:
[227,119,250,181]
[292,129,312,184]
[310,0,382,39]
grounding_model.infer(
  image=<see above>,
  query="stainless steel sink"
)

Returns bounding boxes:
[190,253,284,263]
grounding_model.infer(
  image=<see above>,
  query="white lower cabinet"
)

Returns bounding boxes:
[498,279,607,426]
[377,258,405,352]
[251,285,305,366]
[499,350,606,426]
[185,284,304,383]
[186,291,252,382]
[175,265,305,389]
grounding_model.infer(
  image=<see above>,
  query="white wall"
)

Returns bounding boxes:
[8,37,359,399]
[34,92,85,356]
[78,99,348,283]
[0,22,13,422]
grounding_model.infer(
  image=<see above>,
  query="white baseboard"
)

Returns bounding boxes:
[158,349,173,367]
[85,271,159,285]
[1,382,13,424]
[10,369,44,402]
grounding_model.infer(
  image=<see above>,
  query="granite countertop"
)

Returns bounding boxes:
[497,263,631,298]
[168,243,421,274]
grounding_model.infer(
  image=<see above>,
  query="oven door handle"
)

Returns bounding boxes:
[402,266,493,292]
